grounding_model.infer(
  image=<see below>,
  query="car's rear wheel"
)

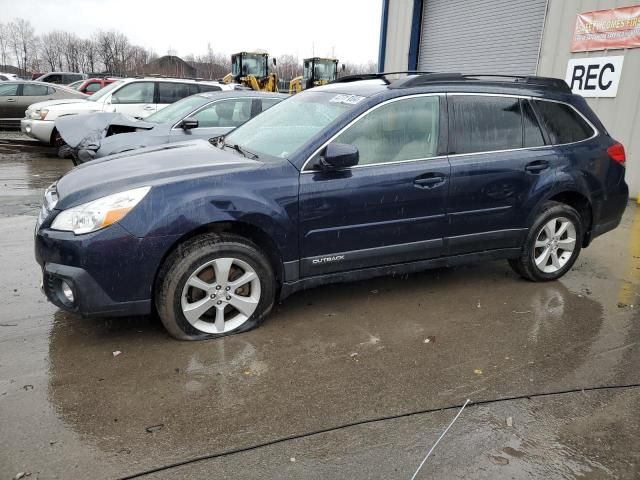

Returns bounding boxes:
[509,201,582,281]
[155,233,276,340]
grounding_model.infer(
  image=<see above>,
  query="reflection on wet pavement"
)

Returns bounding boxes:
[0,143,639,478]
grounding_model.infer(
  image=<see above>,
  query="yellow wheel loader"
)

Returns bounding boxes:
[223,52,279,92]
[289,57,339,94]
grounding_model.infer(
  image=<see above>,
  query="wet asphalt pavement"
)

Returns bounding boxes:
[0,135,639,479]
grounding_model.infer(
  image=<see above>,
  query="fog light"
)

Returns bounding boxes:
[25,125,31,133]
[61,281,74,303]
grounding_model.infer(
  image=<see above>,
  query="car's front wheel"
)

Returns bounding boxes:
[155,233,276,340]
[509,201,583,281]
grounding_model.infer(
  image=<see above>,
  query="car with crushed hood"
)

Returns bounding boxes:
[54,90,288,164]
[21,77,232,146]
[35,73,628,341]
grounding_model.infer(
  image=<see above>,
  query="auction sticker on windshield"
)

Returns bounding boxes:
[329,94,365,105]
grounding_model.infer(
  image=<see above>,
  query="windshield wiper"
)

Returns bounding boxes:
[223,141,259,159]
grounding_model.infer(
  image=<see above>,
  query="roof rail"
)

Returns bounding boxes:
[330,71,435,85]
[390,73,571,93]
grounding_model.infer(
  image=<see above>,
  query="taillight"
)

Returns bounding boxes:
[607,143,626,166]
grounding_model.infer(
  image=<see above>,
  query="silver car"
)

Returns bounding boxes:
[56,90,288,163]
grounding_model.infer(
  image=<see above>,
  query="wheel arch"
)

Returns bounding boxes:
[152,220,285,302]
[531,190,593,247]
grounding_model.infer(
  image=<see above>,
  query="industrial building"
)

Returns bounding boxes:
[379,0,640,198]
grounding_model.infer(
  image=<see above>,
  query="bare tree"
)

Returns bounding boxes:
[8,18,36,75]
[40,31,66,71]
[0,23,10,68]
[274,54,301,81]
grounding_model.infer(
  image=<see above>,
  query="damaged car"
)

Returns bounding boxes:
[55,91,287,163]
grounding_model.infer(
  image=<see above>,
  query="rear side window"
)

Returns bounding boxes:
[522,100,545,148]
[198,84,222,93]
[451,96,522,154]
[532,100,594,145]
[158,83,199,104]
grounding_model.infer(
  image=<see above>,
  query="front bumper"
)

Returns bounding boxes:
[21,118,55,144]
[35,221,180,318]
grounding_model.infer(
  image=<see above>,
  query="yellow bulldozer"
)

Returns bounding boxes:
[289,57,339,94]
[223,52,279,92]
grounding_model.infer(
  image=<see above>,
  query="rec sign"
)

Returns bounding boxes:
[565,56,624,98]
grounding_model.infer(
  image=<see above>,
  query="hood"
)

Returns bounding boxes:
[56,112,155,148]
[55,139,261,209]
[47,99,103,113]
[28,98,87,111]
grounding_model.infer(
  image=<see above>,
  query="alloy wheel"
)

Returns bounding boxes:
[180,257,261,334]
[532,217,577,274]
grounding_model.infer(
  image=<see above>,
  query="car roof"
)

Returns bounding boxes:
[120,77,226,85]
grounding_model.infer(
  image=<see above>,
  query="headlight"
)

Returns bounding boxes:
[51,186,150,235]
[39,109,49,120]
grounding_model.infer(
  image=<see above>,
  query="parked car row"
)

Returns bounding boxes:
[33,73,629,341]
[67,77,117,95]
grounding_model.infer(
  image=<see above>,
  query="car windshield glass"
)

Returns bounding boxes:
[87,80,124,101]
[224,91,359,158]
[68,80,83,90]
[145,95,205,124]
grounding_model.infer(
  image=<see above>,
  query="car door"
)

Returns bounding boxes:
[446,94,558,255]
[298,94,450,277]
[21,83,55,115]
[172,97,255,141]
[0,82,21,121]
[109,81,156,118]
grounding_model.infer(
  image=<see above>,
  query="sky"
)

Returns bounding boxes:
[2,0,382,65]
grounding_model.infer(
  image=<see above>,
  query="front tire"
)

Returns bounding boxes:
[509,201,582,282]
[155,234,276,340]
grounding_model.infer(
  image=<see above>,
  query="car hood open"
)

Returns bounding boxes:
[55,139,261,209]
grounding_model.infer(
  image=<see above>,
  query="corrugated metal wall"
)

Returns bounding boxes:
[538,0,640,198]
[417,0,548,74]
[383,0,415,72]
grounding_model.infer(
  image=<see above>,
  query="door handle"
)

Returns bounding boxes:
[525,161,549,173]
[414,175,445,188]
[6,98,16,102]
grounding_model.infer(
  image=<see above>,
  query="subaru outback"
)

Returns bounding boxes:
[34,73,629,340]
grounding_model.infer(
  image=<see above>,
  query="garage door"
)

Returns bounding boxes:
[417,0,548,75]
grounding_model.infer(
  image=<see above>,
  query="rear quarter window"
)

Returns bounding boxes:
[531,100,594,145]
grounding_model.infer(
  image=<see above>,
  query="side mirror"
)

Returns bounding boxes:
[181,117,199,130]
[320,143,359,169]
[272,58,277,66]
[341,64,346,71]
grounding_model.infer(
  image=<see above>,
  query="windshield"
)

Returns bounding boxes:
[68,80,83,90]
[224,91,360,158]
[145,95,205,124]
[87,79,124,102]
[233,55,266,77]
[306,60,337,82]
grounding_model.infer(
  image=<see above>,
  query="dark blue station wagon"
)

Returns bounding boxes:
[35,73,629,340]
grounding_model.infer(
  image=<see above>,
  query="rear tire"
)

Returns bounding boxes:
[155,233,276,340]
[509,201,582,282]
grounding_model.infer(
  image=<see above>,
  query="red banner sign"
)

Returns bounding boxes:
[571,5,640,52]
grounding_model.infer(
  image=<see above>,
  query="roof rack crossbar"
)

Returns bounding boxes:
[390,72,571,93]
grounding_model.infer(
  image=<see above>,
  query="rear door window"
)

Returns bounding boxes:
[192,98,253,127]
[158,83,199,103]
[451,95,522,154]
[531,100,594,145]
[111,82,154,104]
[23,84,50,96]
[45,74,62,84]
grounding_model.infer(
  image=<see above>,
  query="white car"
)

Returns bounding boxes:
[0,72,19,81]
[21,77,232,145]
